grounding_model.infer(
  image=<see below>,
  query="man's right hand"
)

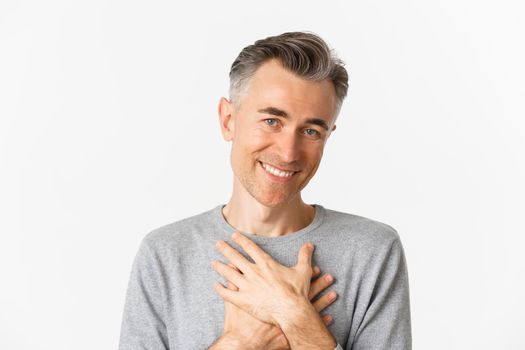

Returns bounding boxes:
[209,264,337,350]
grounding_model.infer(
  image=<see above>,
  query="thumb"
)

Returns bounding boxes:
[297,242,314,272]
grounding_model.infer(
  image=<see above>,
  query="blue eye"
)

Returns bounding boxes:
[264,118,278,126]
[263,119,321,138]
[305,129,320,136]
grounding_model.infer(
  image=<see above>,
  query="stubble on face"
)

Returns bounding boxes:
[231,143,299,208]
[231,140,325,209]
[227,59,336,209]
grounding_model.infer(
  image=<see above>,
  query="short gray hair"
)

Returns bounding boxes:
[229,31,349,117]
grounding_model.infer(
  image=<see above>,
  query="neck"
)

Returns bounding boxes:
[221,195,315,238]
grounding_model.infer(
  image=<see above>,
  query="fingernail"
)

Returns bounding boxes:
[328,291,337,299]
[325,274,333,282]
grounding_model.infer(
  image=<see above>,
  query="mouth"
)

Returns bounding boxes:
[258,161,299,182]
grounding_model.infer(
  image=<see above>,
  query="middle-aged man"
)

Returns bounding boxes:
[119,31,412,350]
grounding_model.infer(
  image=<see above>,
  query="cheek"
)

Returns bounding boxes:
[230,138,264,168]
[238,133,269,155]
[305,146,324,162]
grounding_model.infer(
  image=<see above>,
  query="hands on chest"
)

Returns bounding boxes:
[210,231,338,350]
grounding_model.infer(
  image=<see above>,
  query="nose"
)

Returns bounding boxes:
[277,130,301,164]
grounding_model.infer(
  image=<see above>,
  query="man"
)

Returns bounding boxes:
[119,31,412,349]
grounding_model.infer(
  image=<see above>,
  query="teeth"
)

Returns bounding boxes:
[261,162,294,178]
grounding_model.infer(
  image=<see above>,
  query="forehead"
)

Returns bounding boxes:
[243,59,337,120]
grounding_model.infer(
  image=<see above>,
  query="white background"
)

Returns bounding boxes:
[1,0,524,349]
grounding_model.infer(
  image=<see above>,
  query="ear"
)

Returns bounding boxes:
[218,97,235,142]
[326,123,336,140]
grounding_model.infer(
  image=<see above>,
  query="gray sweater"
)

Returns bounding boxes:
[118,204,412,349]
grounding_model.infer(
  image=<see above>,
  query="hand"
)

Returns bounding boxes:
[216,263,338,350]
[212,231,322,327]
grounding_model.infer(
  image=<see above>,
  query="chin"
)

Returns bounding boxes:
[255,191,298,209]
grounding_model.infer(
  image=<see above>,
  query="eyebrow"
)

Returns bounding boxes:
[257,106,330,131]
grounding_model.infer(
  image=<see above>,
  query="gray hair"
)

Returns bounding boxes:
[228,31,349,118]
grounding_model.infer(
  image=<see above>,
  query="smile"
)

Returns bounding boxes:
[259,161,297,180]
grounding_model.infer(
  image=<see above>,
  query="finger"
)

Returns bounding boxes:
[311,265,321,280]
[228,263,242,273]
[213,281,243,307]
[212,260,246,288]
[321,314,333,326]
[215,239,253,273]
[226,263,240,291]
[228,262,242,274]
[312,290,338,313]
[297,242,314,273]
[308,273,334,300]
[231,232,274,266]
[226,280,239,291]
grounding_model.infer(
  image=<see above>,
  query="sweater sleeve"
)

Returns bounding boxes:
[118,238,170,350]
[350,237,412,350]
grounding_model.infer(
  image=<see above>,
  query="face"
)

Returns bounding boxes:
[219,59,338,208]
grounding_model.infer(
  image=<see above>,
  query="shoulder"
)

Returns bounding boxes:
[321,206,401,249]
[140,206,217,254]
[320,207,408,277]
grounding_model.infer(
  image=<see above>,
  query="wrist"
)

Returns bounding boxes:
[274,295,314,328]
[277,298,337,350]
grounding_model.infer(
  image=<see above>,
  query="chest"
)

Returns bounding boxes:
[162,246,356,348]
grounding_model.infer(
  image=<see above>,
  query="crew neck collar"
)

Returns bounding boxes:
[212,203,325,246]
